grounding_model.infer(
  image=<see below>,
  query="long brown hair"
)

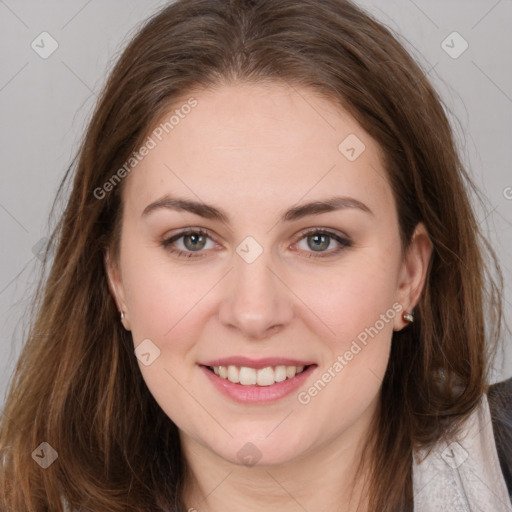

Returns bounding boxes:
[0,0,505,510]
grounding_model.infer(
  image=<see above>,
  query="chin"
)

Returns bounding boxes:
[209,432,311,468]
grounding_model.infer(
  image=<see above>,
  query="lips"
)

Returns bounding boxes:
[198,356,317,402]
[199,363,317,403]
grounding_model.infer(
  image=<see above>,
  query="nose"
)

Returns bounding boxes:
[218,249,295,340]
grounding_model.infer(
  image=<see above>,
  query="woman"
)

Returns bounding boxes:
[0,0,510,511]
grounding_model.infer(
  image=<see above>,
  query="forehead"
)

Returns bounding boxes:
[122,82,394,221]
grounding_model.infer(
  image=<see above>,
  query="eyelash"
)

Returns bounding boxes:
[161,228,351,260]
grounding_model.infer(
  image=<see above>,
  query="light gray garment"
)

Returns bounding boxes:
[413,392,512,511]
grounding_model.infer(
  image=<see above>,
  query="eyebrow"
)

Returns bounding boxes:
[141,194,373,223]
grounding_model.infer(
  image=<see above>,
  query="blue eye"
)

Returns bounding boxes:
[161,228,351,259]
[294,228,351,258]
[161,229,214,259]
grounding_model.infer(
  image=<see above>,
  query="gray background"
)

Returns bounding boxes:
[1,0,511,409]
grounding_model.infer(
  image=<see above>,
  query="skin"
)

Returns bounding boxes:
[105,82,433,512]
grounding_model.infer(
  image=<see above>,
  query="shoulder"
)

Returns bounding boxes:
[488,375,512,501]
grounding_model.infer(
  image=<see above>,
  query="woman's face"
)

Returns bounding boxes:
[106,82,431,467]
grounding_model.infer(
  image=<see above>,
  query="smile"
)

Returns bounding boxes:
[199,363,317,404]
[207,364,308,386]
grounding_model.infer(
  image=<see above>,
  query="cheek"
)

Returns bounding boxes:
[291,242,400,416]
[119,247,212,433]
[120,234,205,353]
[294,262,397,432]
[295,247,400,347]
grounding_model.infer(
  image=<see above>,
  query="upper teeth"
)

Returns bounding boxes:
[211,365,306,386]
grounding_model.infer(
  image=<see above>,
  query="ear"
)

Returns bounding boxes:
[394,222,433,331]
[104,249,131,331]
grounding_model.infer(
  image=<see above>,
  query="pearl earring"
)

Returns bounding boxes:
[402,311,414,324]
